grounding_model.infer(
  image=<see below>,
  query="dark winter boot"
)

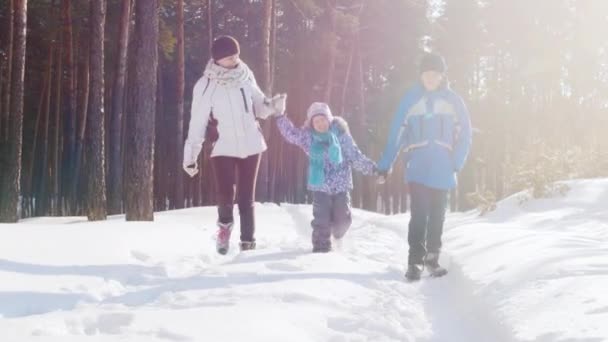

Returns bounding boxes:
[239,241,256,251]
[216,222,233,255]
[405,264,422,282]
[424,253,448,277]
[312,242,332,253]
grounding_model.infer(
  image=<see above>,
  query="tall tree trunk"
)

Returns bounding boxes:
[125,0,159,221]
[2,0,14,141]
[0,0,27,222]
[206,0,213,53]
[323,0,337,103]
[72,34,90,213]
[86,0,107,221]
[38,44,55,216]
[0,60,4,139]
[267,0,279,199]
[52,11,64,215]
[350,33,366,209]
[339,1,365,116]
[260,0,273,94]
[269,0,277,93]
[61,0,77,214]
[175,0,185,208]
[256,0,274,202]
[287,33,308,204]
[108,0,131,214]
[200,0,214,206]
[26,58,50,215]
[154,56,165,211]
[356,60,375,210]
[340,41,355,116]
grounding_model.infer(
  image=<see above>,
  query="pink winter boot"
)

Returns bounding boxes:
[216,222,233,255]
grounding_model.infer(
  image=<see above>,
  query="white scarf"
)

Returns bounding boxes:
[203,59,252,87]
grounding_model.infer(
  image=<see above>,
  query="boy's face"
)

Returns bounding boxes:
[312,115,330,133]
[421,70,443,91]
[217,54,240,69]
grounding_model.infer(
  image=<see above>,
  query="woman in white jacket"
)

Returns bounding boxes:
[183,36,285,255]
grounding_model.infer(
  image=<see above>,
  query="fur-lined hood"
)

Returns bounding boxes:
[330,116,351,136]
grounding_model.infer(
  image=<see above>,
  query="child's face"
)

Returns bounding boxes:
[312,115,330,133]
[421,70,443,91]
[216,54,240,69]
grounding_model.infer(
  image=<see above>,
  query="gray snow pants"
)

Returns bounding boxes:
[311,191,353,250]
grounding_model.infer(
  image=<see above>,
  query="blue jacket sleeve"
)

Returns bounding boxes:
[377,86,422,171]
[452,95,472,172]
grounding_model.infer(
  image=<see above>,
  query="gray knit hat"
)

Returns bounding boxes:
[305,102,334,127]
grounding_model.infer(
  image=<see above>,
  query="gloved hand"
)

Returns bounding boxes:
[271,93,287,115]
[376,169,389,185]
[183,143,200,177]
[183,162,199,178]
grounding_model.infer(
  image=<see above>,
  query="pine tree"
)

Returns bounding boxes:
[124,0,159,221]
[0,0,27,222]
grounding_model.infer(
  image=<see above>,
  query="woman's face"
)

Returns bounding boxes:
[217,54,240,69]
[421,70,443,91]
[312,115,330,133]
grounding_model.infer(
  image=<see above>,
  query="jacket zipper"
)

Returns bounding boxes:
[240,88,249,113]
[202,77,211,96]
[226,92,241,154]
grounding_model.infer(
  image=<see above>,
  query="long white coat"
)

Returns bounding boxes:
[183,60,274,166]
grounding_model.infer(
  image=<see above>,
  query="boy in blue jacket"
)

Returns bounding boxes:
[377,53,472,281]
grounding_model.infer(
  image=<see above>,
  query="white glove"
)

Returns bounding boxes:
[183,162,199,178]
[183,142,202,177]
[376,169,388,185]
[271,93,287,115]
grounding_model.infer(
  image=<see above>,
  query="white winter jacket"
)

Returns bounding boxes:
[183,60,275,165]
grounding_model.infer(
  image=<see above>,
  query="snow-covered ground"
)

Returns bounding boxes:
[1,179,607,341]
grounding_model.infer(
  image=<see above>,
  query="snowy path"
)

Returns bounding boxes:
[0,204,499,342]
[2,180,608,341]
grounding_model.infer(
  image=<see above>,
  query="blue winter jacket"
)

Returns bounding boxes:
[377,83,472,190]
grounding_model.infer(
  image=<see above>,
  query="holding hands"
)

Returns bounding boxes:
[183,162,199,178]
[271,93,287,115]
[376,169,389,185]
